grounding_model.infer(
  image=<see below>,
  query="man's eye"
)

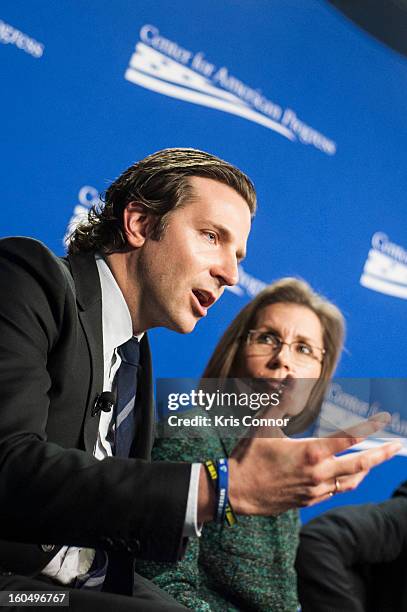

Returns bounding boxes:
[204,231,217,244]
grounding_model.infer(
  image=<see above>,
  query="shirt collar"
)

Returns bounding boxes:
[95,255,143,354]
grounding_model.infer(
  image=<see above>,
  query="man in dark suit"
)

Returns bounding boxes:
[0,148,401,610]
[296,480,407,612]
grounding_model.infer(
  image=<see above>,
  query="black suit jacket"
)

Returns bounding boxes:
[296,480,407,612]
[0,237,191,586]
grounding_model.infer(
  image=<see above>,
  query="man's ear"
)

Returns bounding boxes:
[123,202,152,248]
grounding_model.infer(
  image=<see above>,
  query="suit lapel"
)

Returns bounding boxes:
[66,252,104,452]
[64,252,155,458]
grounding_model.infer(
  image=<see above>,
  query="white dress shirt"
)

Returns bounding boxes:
[42,256,200,584]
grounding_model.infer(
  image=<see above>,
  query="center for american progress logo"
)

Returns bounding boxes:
[124,24,336,156]
[360,233,407,300]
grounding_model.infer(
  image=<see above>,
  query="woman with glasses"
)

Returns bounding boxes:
[136,277,345,611]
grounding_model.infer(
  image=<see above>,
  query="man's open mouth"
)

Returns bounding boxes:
[192,289,216,309]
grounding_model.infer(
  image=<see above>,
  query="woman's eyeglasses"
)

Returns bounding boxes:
[245,330,325,367]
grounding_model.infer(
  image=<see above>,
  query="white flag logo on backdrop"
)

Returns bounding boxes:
[360,232,407,299]
[125,42,294,141]
[124,25,337,155]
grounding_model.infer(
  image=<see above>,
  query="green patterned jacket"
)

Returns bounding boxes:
[135,422,300,612]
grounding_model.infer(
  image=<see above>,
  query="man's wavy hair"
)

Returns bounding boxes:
[68,148,256,255]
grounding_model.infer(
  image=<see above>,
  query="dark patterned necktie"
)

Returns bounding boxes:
[114,337,140,458]
[77,338,140,591]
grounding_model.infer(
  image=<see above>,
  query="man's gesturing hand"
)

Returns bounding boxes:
[228,414,402,516]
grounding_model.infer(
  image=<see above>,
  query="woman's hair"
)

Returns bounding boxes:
[68,147,256,255]
[202,277,345,433]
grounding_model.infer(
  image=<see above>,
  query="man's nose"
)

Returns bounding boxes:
[211,253,239,287]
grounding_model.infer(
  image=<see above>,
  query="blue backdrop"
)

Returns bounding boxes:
[1,0,406,519]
